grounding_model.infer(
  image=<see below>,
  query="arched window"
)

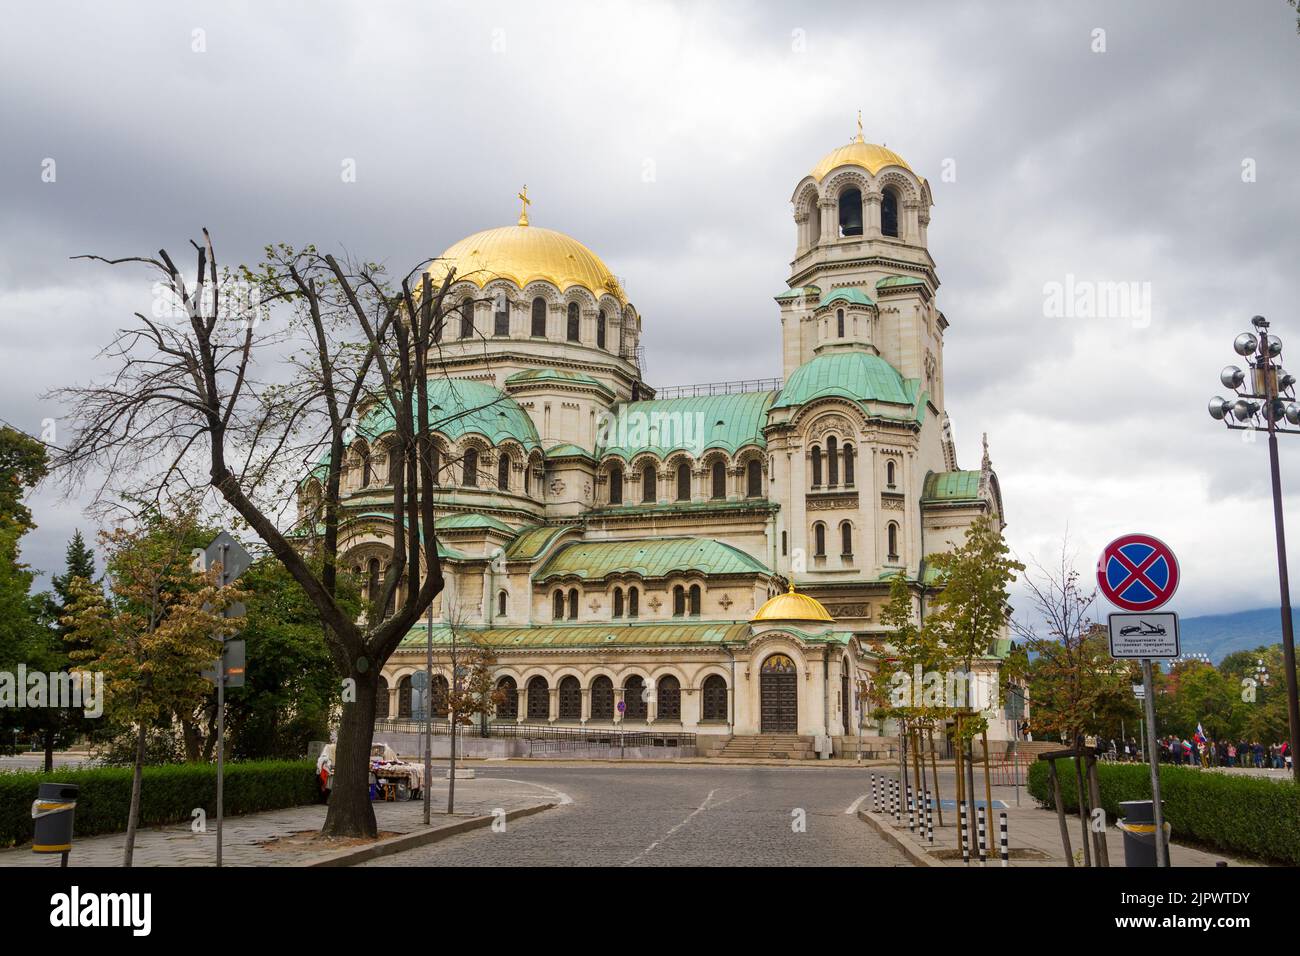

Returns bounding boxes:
[567,588,578,620]
[526,676,549,720]
[688,584,701,616]
[657,675,681,721]
[623,676,647,720]
[553,590,565,620]
[887,521,900,560]
[367,558,380,603]
[676,461,691,501]
[781,530,788,556]
[672,585,686,617]
[837,308,845,338]
[359,444,372,487]
[497,454,510,491]
[814,522,827,557]
[811,447,823,487]
[838,186,863,237]
[886,459,896,488]
[841,521,853,557]
[460,299,475,338]
[746,459,762,498]
[496,676,517,719]
[566,302,580,342]
[376,677,390,719]
[463,447,478,487]
[398,675,413,719]
[597,310,607,349]
[844,443,855,486]
[628,586,639,618]
[494,296,510,336]
[881,187,900,238]
[497,589,507,616]
[531,296,547,337]
[711,460,726,499]
[387,440,402,485]
[642,466,656,503]
[431,674,449,718]
[590,676,614,720]
[558,676,581,720]
[701,674,728,722]
[609,466,623,505]
[827,436,839,487]
[613,587,624,618]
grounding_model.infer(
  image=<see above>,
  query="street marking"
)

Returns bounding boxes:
[845,793,869,815]
[625,788,718,865]
[482,777,574,806]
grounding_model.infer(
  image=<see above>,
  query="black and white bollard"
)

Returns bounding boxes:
[906,782,915,832]
[891,779,899,821]
[999,811,1009,866]
[959,802,970,864]
[870,773,878,813]
[977,804,988,864]
[925,790,934,845]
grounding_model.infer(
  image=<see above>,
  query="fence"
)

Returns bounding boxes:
[373,718,695,753]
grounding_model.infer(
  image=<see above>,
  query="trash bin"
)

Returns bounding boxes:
[1117,799,1169,867]
[31,782,78,856]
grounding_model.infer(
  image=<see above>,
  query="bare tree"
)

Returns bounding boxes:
[50,231,470,837]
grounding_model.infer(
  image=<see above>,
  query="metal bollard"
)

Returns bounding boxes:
[892,779,899,822]
[870,773,878,813]
[959,802,970,864]
[906,782,915,832]
[977,804,988,864]
[999,810,1009,866]
[925,790,934,845]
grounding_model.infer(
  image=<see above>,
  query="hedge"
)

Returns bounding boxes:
[1027,759,1300,864]
[0,760,317,848]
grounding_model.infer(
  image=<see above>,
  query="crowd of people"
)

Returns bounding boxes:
[1081,734,1292,769]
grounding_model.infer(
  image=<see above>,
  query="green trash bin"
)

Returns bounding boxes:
[1117,799,1169,867]
[32,782,78,857]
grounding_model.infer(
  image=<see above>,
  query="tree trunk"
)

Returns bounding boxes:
[123,720,146,867]
[322,666,380,839]
[43,724,55,774]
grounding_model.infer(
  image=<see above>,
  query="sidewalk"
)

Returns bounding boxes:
[0,774,558,867]
[857,771,1255,868]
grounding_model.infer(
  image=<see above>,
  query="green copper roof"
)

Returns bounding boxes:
[595,391,777,460]
[358,378,540,451]
[503,524,573,562]
[876,275,927,290]
[775,285,820,301]
[823,288,876,308]
[401,620,751,649]
[437,512,518,534]
[535,537,770,583]
[545,443,597,460]
[773,353,915,410]
[922,470,982,503]
[506,369,615,400]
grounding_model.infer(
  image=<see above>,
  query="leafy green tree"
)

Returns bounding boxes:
[0,425,48,533]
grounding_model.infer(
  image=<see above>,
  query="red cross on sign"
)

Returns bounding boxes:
[1097,533,1180,612]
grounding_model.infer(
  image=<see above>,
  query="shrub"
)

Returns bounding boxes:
[1027,759,1300,864]
[0,759,317,848]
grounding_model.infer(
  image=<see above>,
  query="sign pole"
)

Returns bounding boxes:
[423,602,433,826]
[1140,659,1167,867]
[216,541,227,869]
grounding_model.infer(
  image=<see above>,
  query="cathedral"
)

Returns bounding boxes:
[306,128,1013,755]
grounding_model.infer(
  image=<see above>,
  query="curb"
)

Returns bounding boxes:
[857,809,945,868]
[302,802,556,867]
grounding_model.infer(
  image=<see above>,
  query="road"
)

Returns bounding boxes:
[363,763,911,867]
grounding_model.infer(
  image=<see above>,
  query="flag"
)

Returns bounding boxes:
[1194,722,1206,745]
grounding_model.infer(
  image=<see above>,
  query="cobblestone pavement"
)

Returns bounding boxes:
[364,763,910,867]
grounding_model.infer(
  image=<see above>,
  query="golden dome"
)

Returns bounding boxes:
[809,136,912,182]
[430,223,626,304]
[751,584,835,623]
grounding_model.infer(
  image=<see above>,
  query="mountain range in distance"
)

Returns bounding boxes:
[1169,607,1300,663]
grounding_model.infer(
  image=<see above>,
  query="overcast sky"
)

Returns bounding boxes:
[3,1,1299,620]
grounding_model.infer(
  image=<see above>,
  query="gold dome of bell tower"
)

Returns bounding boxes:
[751,584,835,623]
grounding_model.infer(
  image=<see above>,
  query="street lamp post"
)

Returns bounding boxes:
[1208,315,1300,782]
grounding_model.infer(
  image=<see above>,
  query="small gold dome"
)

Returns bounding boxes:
[430,224,626,303]
[809,139,912,182]
[751,584,835,623]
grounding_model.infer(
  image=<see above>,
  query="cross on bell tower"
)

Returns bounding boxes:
[517,185,531,227]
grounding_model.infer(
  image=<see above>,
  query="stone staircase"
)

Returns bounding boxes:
[715,734,816,760]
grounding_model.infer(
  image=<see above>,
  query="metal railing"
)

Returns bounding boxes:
[653,377,783,399]
[372,718,695,751]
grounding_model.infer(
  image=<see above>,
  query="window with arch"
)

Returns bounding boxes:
[530,296,547,336]
[553,590,565,621]
[358,444,372,487]
[844,443,855,486]
[497,454,510,491]
[642,466,656,503]
[612,587,624,618]
[460,299,474,338]
[887,521,900,561]
[623,675,647,720]
[462,447,478,487]
[376,677,390,719]
[628,586,639,618]
[495,676,517,719]
[840,521,853,557]
[497,589,508,617]
[814,521,827,557]
[558,676,581,720]
[590,675,614,720]
[701,674,728,721]
[838,186,863,237]
[672,585,686,617]
[688,584,701,616]
[676,461,691,501]
[566,302,580,342]
[609,465,623,505]
[837,308,845,338]
[746,459,762,498]
[656,675,681,721]
[886,459,897,488]
[567,588,578,620]
[827,436,839,487]
[811,446,823,487]
[431,674,449,718]
[397,675,413,718]
[494,296,509,336]
[781,530,788,556]
[597,309,606,349]
[526,676,549,720]
[881,187,900,238]
[711,460,726,499]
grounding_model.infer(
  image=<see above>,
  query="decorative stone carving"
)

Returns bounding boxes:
[808,414,854,441]
[549,478,566,495]
[881,494,905,511]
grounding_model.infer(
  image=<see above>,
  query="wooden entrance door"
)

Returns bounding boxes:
[760,654,798,733]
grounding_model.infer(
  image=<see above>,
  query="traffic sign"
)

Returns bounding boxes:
[1132,683,1146,700]
[1097,533,1179,611]
[202,640,246,687]
[1108,612,1180,659]
[204,531,252,584]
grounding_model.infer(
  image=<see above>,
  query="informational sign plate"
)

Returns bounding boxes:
[1108,612,1180,659]
[1097,533,1179,611]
